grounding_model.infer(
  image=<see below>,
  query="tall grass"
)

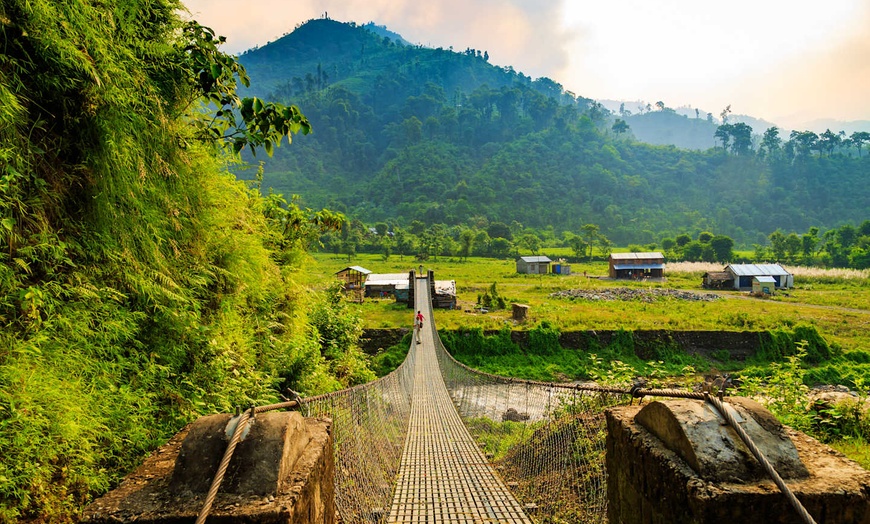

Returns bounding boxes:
[0,2,367,521]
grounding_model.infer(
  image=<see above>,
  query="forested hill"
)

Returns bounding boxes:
[239,18,870,246]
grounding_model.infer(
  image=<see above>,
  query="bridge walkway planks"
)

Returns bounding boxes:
[387,277,532,523]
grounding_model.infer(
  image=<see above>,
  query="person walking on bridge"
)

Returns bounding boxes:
[415,310,424,344]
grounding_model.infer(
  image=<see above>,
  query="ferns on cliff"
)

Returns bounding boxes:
[0,1,348,521]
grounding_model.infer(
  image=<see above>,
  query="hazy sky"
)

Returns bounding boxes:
[182,0,870,128]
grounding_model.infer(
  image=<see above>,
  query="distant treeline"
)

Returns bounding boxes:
[319,217,870,269]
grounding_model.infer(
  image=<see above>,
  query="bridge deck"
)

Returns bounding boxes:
[387,278,532,523]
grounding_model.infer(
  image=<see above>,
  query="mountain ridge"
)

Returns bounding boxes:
[236,19,870,246]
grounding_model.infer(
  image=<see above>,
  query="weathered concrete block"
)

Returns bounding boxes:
[170,411,312,496]
[83,415,334,524]
[607,400,870,524]
[634,398,808,483]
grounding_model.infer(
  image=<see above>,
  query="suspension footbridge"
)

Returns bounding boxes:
[300,274,619,523]
[86,272,838,524]
[387,277,532,522]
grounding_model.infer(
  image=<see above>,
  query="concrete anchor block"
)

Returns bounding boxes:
[83,413,335,524]
[170,411,312,496]
[633,397,808,483]
[606,399,870,524]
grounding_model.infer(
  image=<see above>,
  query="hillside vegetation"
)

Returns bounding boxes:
[240,19,870,246]
[0,2,373,521]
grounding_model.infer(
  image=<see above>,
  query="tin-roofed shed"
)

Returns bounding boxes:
[516,256,552,274]
[433,280,457,309]
[725,263,793,291]
[335,266,371,291]
[752,276,778,296]
[609,252,665,279]
[364,273,411,298]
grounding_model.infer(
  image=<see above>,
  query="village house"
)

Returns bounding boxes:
[609,252,665,279]
[724,263,793,291]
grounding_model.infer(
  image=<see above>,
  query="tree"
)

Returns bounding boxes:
[768,230,787,260]
[784,232,802,262]
[580,223,603,258]
[760,127,782,159]
[612,119,630,135]
[729,123,753,155]
[490,237,512,258]
[458,229,475,261]
[518,233,541,254]
[849,131,870,157]
[675,233,692,247]
[789,130,819,158]
[697,231,714,243]
[818,129,842,156]
[714,124,732,150]
[655,101,665,111]
[682,241,704,261]
[472,230,492,256]
[566,234,588,259]
[710,235,734,262]
[801,227,819,261]
[487,222,513,241]
[394,229,414,259]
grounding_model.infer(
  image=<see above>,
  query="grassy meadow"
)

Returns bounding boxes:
[304,252,870,468]
[305,252,870,356]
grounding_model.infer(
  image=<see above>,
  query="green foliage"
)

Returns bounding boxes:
[238,19,870,248]
[370,334,411,376]
[180,22,311,156]
[309,282,376,387]
[526,321,560,356]
[756,324,834,364]
[477,282,507,310]
[739,344,812,430]
[0,2,348,521]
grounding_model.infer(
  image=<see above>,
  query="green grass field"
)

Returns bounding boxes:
[304,252,870,355]
[304,252,870,468]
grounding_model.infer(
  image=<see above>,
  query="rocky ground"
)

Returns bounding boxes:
[550,287,721,303]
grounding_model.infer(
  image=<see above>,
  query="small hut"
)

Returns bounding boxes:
[516,256,552,274]
[335,266,371,293]
[433,280,457,309]
[752,276,777,296]
[702,271,734,289]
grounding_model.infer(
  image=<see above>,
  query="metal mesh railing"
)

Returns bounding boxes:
[299,337,416,522]
[434,336,629,523]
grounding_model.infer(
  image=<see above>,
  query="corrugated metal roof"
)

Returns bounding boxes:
[726,264,790,276]
[754,276,777,283]
[613,263,664,270]
[610,252,664,260]
[519,256,552,263]
[435,280,456,296]
[366,273,410,283]
[335,266,371,275]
